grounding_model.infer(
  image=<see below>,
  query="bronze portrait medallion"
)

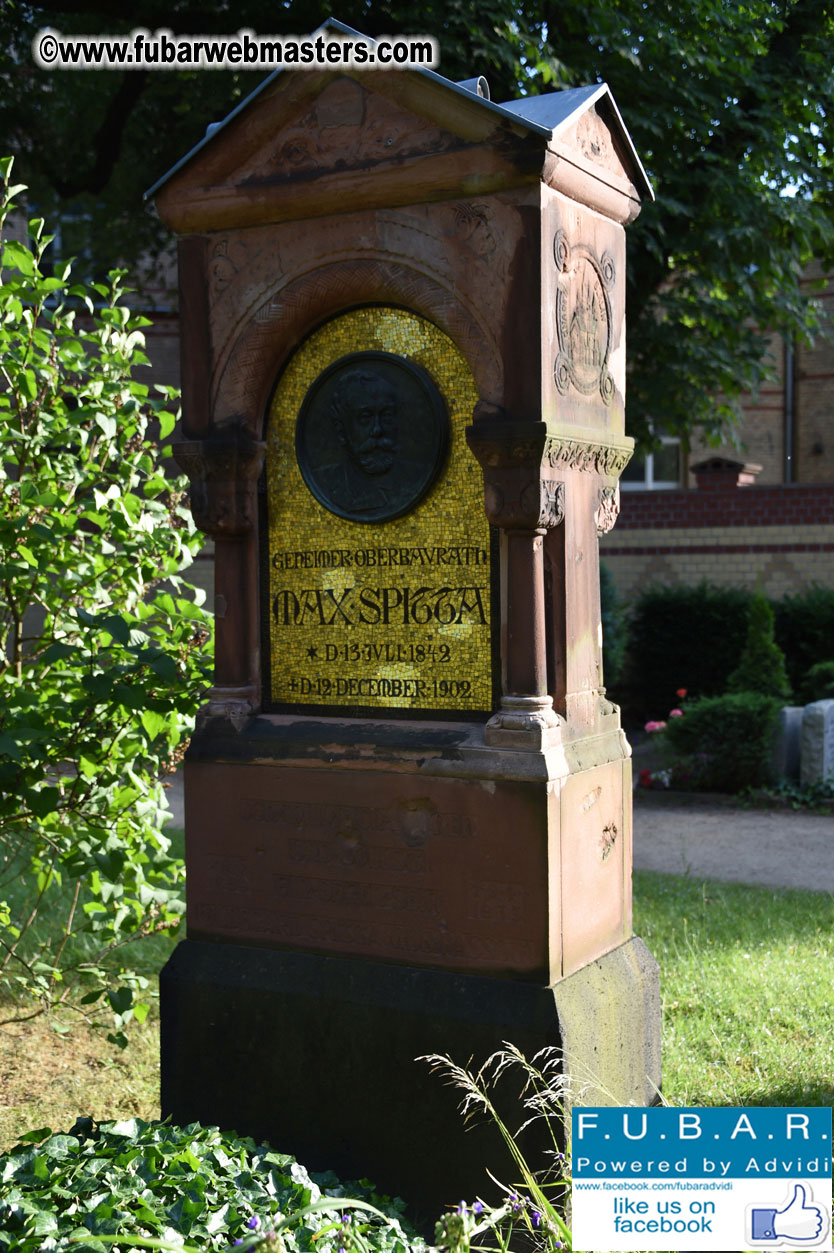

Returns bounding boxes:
[295,351,449,523]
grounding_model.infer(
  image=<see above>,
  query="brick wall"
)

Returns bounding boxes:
[601,483,834,601]
[686,267,834,487]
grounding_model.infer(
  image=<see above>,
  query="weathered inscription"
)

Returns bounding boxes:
[273,874,441,915]
[266,307,493,714]
[189,902,540,968]
[288,837,427,876]
[242,797,470,844]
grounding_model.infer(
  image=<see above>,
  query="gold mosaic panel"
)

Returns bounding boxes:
[266,307,493,714]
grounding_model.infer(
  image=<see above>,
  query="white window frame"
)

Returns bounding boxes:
[620,433,681,490]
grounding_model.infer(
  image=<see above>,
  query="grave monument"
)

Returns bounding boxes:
[801,699,834,787]
[149,20,661,1211]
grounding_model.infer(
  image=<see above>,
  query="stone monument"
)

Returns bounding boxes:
[801,699,834,787]
[149,20,661,1213]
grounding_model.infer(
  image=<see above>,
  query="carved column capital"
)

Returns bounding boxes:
[465,411,565,531]
[595,484,621,536]
[542,433,633,479]
[174,432,266,536]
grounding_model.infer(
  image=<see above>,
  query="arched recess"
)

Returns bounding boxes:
[210,256,503,438]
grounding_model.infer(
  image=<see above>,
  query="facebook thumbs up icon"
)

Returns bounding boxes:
[751,1184,826,1243]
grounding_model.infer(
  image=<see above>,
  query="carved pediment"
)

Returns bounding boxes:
[153,69,543,232]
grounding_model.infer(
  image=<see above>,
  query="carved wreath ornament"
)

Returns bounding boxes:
[553,230,616,406]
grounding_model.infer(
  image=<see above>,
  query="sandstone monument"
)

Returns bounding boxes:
[149,19,660,1210]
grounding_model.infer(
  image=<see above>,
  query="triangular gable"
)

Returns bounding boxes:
[147,17,651,230]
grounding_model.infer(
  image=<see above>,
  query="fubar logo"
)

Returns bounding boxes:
[571,1107,832,1251]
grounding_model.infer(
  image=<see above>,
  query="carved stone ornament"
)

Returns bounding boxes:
[174,433,266,536]
[466,412,566,532]
[595,484,621,535]
[537,478,566,529]
[197,687,259,732]
[543,434,633,479]
[483,694,563,751]
[552,233,616,406]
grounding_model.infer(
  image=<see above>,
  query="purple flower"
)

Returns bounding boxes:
[531,1209,542,1228]
[472,1201,484,1216]
[246,1217,261,1231]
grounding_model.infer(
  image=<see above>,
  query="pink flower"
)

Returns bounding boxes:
[644,720,667,733]
[669,708,684,718]
[676,687,687,699]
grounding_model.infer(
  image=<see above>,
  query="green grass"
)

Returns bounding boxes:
[634,869,834,1107]
[1,861,832,1156]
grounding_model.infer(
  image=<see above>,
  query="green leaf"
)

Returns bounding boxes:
[140,710,169,740]
[107,986,133,1016]
[1,240,35,276]
[29,786,61,818]
[41,641,77,663]
[16,1127,53,1144]
[94,413,117,438]
[0,734,22,761]
[157,410,177,440]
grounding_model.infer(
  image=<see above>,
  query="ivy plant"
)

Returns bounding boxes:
[0,157,212,1040]
[0,1118,422,1253]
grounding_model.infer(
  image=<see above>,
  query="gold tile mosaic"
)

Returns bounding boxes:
[266,307,493,714]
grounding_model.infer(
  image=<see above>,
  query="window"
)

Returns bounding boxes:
[620,434,681,490]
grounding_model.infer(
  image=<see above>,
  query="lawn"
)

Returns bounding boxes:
[633,870,834,1108]
[0,865,832,1153]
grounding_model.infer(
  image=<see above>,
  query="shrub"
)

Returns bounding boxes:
[774,585,834,693]
[600,560,627,687]
[0,1118,421,1253]
[0,159,212,1038]
[663,692,781,793]
[798,660,834,705]
[726,590,792,701]
[622,582,752,718]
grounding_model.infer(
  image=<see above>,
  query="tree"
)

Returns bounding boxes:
[0,160,212,1041]
[727,590,792,701]
[1,0,832,455]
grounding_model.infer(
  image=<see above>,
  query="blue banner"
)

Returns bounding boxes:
[573,1107,831,1179]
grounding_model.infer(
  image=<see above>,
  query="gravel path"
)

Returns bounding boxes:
[633,793,834,892]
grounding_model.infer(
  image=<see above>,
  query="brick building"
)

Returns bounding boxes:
[600,263,834,601]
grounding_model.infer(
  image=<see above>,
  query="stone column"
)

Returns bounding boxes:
[466,409,565,748]
[174,430,265,722]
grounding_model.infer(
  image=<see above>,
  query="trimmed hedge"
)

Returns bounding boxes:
[727,591,792,701]
[621,581,834,719]
[621,582,752,717]
[774,585,834,692]
[600,561,627,687]
[664,692,781,793]
[799,661,834,705]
